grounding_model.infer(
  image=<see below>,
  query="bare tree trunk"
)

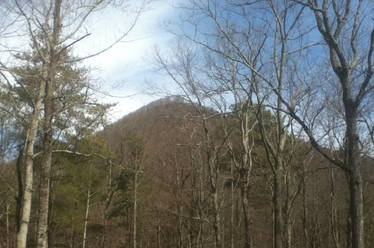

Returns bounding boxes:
[346,211,352,248]
[230,163,235,248]
[348,165,364,248]
[302,167,309,248]
[36,1,61,247]
[178,206,183,248]
[241,186,252,248]
[71,216,75,248]
[330,168,340,248]
[198,163,204,248]
[212,190,222,248]
[174,158,184,248]
[48,181,56,248]
[37,127,53,248]
[82,162,94,248]
[102,215,106,248]
[157,220,161,248]
[346,112,364,248]
[37,72,55,248]
[82,183,91,248]
[6,202,9,248]
[133,165,138,248]
[273,173,284,248]
[16,78,45,248]
[103,160,113,248]
[285,217,292,248]
[16,152,23,233]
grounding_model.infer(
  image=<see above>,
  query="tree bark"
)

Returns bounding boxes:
[37,118,53,248]
[16,78,45,248]
[345,107,364,248]
[273,173,284,248]
[82,179,91,248]
[6,202,9,248]
[230,162,235,248]
[241,186,252,248]
[302,166,309,248]
[36,1,61,247]
[213,190,222,248]
[71,216,75,248]
[330,168,340,248]
[133,163,138,248]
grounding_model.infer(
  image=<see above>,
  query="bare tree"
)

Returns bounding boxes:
[156,44,232,248]
[168,1,314,247]
[168,1,373,247]
[279,2,373,248]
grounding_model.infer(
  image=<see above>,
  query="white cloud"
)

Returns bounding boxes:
[76,0,182,122]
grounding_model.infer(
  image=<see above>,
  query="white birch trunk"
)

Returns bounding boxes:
[16,78,45,248]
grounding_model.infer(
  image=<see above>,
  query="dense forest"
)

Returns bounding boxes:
[0,1,374,248]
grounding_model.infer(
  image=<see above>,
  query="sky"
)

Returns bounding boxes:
[0,0,183,123]
[75,0,182,122]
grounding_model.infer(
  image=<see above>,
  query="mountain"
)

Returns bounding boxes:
[2,97,373,248]
[100,97,374,248]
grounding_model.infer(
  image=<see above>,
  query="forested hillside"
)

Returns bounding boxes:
[1,98,374,248]
[0,1,374,248]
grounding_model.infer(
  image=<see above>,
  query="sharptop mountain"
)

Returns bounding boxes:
[1,97,374,247]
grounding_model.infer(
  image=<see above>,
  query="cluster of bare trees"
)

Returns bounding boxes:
[156,1,374,248]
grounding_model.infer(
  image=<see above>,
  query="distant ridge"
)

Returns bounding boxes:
[102,95,197,150]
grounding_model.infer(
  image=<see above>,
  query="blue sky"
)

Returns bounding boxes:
[74,0,183,122]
